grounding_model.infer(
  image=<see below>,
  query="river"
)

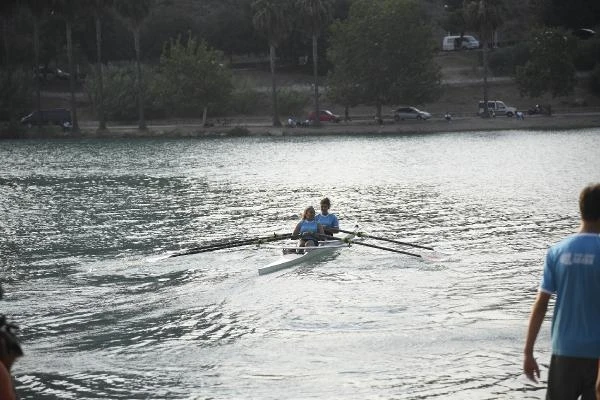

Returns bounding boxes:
[1,129,599,399]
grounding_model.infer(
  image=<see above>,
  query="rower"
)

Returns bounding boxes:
[292,206,324,248]
[315,197,339,237]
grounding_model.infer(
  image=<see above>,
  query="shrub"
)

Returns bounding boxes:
[488,44,529,76]
[0,68,33,122]
[276,88,309,117]
[573,38,600,71]
[590,64,600,95]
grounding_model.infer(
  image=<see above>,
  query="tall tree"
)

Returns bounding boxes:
[0,0,19,128]
[51,0,85,134]
[296,0,333,127]
[114,0,153,130]
[463,0,504,118]
[328,0,441,121]
[515,28,576,99]
[252,0,293,127]
[87,0,113,132]
[25,0,48,131]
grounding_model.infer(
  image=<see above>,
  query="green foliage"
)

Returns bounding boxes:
[0,68,33,121]
[85,63,160,121]
[488,43,529,76]
[228,77,267,115]
[276,88,309,116]
[152,35,233,118]
[252,0,294,47]
[590,64,600,95]
[573,37,600,71]
[515,28,577,98]
[327,0,441,110]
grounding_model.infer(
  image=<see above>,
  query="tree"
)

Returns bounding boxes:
[154,35,232,121]
[296,0,333,127]
[252,0,293,127]
[114,0,154,130]
[86,0,113,132]
[327,0,441,121]
[515,28,576,98]
[51,0,86,135]
[463,0,504,118]
[0,0,19,128]
[24,0,48,132]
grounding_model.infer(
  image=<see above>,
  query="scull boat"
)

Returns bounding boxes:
[258,231,355,275]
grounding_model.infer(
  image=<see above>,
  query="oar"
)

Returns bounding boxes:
[343,238,422,257]
[337,228,434,251]
[170,233,293,257]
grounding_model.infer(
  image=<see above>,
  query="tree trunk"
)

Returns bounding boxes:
[33,16,42,134]
[134,27,146,130]
[481,33,490,118]
[311,33,320,127]
[202,106,208,126]
[2,16,15,129]
[66,20,80,134]
[269,44,281,127]
[95,13,106,131]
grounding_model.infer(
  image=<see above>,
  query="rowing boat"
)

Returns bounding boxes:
[258,231,355,275]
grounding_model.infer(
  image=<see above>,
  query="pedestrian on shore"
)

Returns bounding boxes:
[523,183,600,399]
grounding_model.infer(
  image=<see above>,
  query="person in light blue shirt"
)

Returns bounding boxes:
[292,206,324,248]
[315,197,339,237]
[524,183,600,399]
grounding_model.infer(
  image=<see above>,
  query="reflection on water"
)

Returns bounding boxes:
[1,129,599,399]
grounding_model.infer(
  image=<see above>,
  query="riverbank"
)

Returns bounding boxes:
[10,112,598,139]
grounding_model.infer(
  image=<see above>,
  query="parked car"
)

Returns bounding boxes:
[21,108,72,128]
[442,35,480,51]
[308,110,341,123]
[477,100,516,117]
[34,66,71,80]
[393,106,431,121]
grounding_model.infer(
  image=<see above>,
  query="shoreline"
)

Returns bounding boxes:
[6,113,600,139]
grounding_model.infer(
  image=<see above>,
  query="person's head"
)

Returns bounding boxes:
[0,315,23,371]
[579,183,600,222]
[303,206,316,220]
[320,198,331,214]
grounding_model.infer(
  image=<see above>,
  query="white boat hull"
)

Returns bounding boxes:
[258,237,350,275]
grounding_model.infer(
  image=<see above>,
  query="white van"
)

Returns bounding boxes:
[477,100,517,117]
[442,35,480,51]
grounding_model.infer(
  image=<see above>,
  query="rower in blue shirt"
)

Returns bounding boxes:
[315,197,339,237]
[292,206,325,247]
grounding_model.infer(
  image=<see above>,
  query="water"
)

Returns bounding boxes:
[1,129,599,399]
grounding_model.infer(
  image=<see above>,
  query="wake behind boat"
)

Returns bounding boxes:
[258,231,356,275]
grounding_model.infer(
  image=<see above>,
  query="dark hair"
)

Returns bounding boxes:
[320,197,331,207]
[579,183,600,221]
[0,315,23,359]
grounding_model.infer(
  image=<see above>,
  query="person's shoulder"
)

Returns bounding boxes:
[0,362,15,400]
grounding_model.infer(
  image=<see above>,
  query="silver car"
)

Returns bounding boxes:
[393,106,431,121]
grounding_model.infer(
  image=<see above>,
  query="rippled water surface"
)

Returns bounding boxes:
[2,129,600,399]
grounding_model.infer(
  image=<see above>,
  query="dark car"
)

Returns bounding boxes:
[21,108,72,128]
[308,110,341,123]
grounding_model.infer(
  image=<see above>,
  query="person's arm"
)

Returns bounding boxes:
[596,359,600,400]
[0,362,16,400]
[292,223,301,239]
[523,291,551,382]
[329,215,339,234]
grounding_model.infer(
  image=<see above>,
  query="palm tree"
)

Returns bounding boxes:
[114,0,153,131]
[252,0,293,127]
[24,0,47,130]
[296,0,333,127]
[0,0,19,128]
[89,0,113,132]
[463,0,503,118]
[51,0,82,134]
